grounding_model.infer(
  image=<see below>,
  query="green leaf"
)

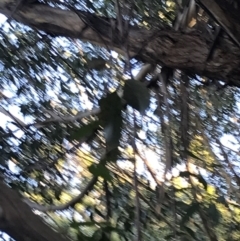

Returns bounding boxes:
[217,196,228,206]
[181,202,199,225]
[104,148,119,163]
[69,121,99,141]
[92,230,102,241]
[77,232,92,241]
[124,221,132,232]
[123,79,150,114]
[206,203,221,226]
[99,92,123,152]
[184,227,196,239]
[99,232,110,241]
[54,187,62,200]
[88,164,112,181]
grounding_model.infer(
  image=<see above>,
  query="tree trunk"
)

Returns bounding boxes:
[0,0,240,86]
[0,181,68,241]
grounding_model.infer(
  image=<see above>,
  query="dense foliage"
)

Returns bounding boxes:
[0,0,240,241]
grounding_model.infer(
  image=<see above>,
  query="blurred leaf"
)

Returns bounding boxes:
[123,79,150,114]
[88,164,112,181]
[92,230,102,241]
[179,172,208,189]
[60,82,74,95]
[217,196,228,206]
[124,221,132,232]
[77,232,93,241]
[206,203,221,226]
[184,227,196,239]
[86,57,106,70]
[99,232,110,241]
[197,174,208,190]
[54,187,62,200]
[104,148,119,163]
[99,92,123,152]
[181,202,199,225]
[179,171,191,178]
[69,121,99,141]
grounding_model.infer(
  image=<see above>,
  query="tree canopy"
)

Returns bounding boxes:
[0,0,240,241]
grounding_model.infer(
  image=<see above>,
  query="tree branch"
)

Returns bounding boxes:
[23,176,98,212]
[0,106,100,130]
[0,1,240,85]
[33,108,100,128]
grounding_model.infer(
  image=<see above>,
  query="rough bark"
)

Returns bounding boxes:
[0,180,68,241]
[0,0,240,86]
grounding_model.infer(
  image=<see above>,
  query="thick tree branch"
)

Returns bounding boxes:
[0,1,240,85]
[198,0,240,47]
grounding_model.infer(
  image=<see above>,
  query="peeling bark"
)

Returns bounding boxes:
[0,1,240,85]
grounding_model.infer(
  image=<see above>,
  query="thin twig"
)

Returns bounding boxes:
[215,138,240,187]
[133,112,142,241]
[0,106,100,130]
[23,176,98,212]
